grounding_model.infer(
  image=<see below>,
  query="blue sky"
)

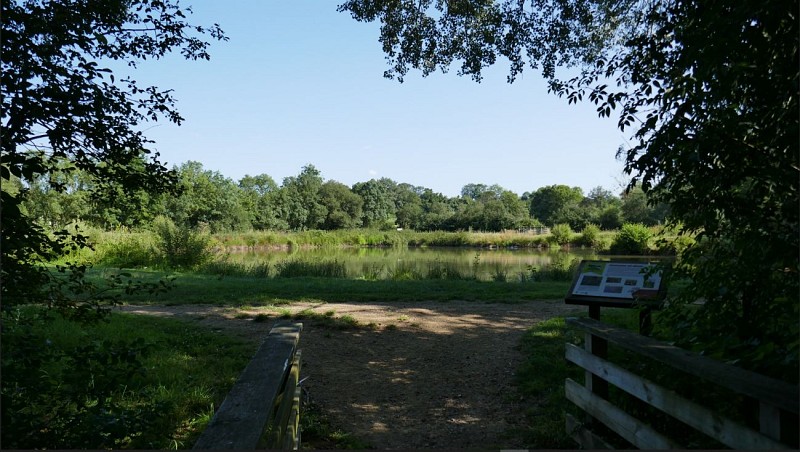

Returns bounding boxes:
[126,1,630,197]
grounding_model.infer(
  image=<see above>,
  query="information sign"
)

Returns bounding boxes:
[565,260,666,308]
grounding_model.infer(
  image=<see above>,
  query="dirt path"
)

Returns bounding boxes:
[120,300,578,449]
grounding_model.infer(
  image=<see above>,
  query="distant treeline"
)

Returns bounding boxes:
[11,160,668,233]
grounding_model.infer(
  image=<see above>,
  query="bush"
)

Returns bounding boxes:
[577,224,602,248]
[151,216,213,269]
[549,223,573,246]
[97,232,157,268]
[610,223,653,255]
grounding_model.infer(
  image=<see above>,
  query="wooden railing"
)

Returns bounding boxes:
[565,317,799,449]
[193,322,303,450]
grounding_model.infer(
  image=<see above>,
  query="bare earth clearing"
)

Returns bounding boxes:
[120,300,579,449]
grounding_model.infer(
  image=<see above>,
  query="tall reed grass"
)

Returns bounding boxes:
[274,259,348,278]
[210,229,559,249]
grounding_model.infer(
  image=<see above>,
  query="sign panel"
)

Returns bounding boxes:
[566,260,666,308]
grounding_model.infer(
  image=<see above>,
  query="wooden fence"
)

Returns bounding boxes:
[565,317,799,449]
[193,322,303,450]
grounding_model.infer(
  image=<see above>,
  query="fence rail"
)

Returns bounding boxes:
[193,322,303,450]
[565,317,799,449]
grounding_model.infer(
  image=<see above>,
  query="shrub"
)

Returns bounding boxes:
[611,223,653,255]
[151,216,213,269]
[549,223,574,246]
[97,233,156,268]
[577,224,602,248]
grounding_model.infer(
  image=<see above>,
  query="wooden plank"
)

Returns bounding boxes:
[566,317,799,414]
[193,322,302,450]
[283,386,302,450]
[565,413,614,449]
[565,378,678,449]
[566,344,789,450]
[267,350,302,448]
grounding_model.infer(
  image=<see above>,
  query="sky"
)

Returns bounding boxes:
[124,1,631,198]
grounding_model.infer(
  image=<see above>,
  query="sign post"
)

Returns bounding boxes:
[565,260,667,334]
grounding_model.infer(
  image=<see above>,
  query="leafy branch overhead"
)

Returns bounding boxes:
[338,0,632,83]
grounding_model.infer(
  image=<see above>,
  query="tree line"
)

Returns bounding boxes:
[12,158,667,234]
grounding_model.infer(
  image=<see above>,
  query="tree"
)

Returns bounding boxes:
[166,161,250,232]
[352,178,397,229]
[394,183,424,229]
[581,185,622,230]
[280,165,328,230]
[319,180,364,230]
[341,0,799,379]
[528,184,583,226]
[620,185,668,226]
[238,174,285,230]
[2,0,226,307]
[418,188,455,230]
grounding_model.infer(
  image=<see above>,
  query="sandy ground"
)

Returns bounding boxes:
[120,300,579,449]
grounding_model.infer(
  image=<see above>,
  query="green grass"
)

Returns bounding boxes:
[100,269,571,305]
[514,308,644,448]
[267,307,367,330]
[1,307,255,449]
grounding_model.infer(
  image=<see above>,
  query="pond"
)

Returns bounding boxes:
[219,246,604,282]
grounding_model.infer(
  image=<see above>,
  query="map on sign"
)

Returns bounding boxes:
[569,261,663,300]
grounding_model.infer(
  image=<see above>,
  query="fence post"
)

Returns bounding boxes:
[584,307,608,428]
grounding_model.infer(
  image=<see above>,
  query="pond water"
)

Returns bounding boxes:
[220,246,603,281]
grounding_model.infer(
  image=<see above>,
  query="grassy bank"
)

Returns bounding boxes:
[83,227,618,254]
[88,268,572,305]
[213,228,616,249]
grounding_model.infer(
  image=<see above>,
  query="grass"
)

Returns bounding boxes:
[89,268,572,306]
[211,228,620,249]
[268,307,367,330]
[513,308,641,448]
[1,307,255,449]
